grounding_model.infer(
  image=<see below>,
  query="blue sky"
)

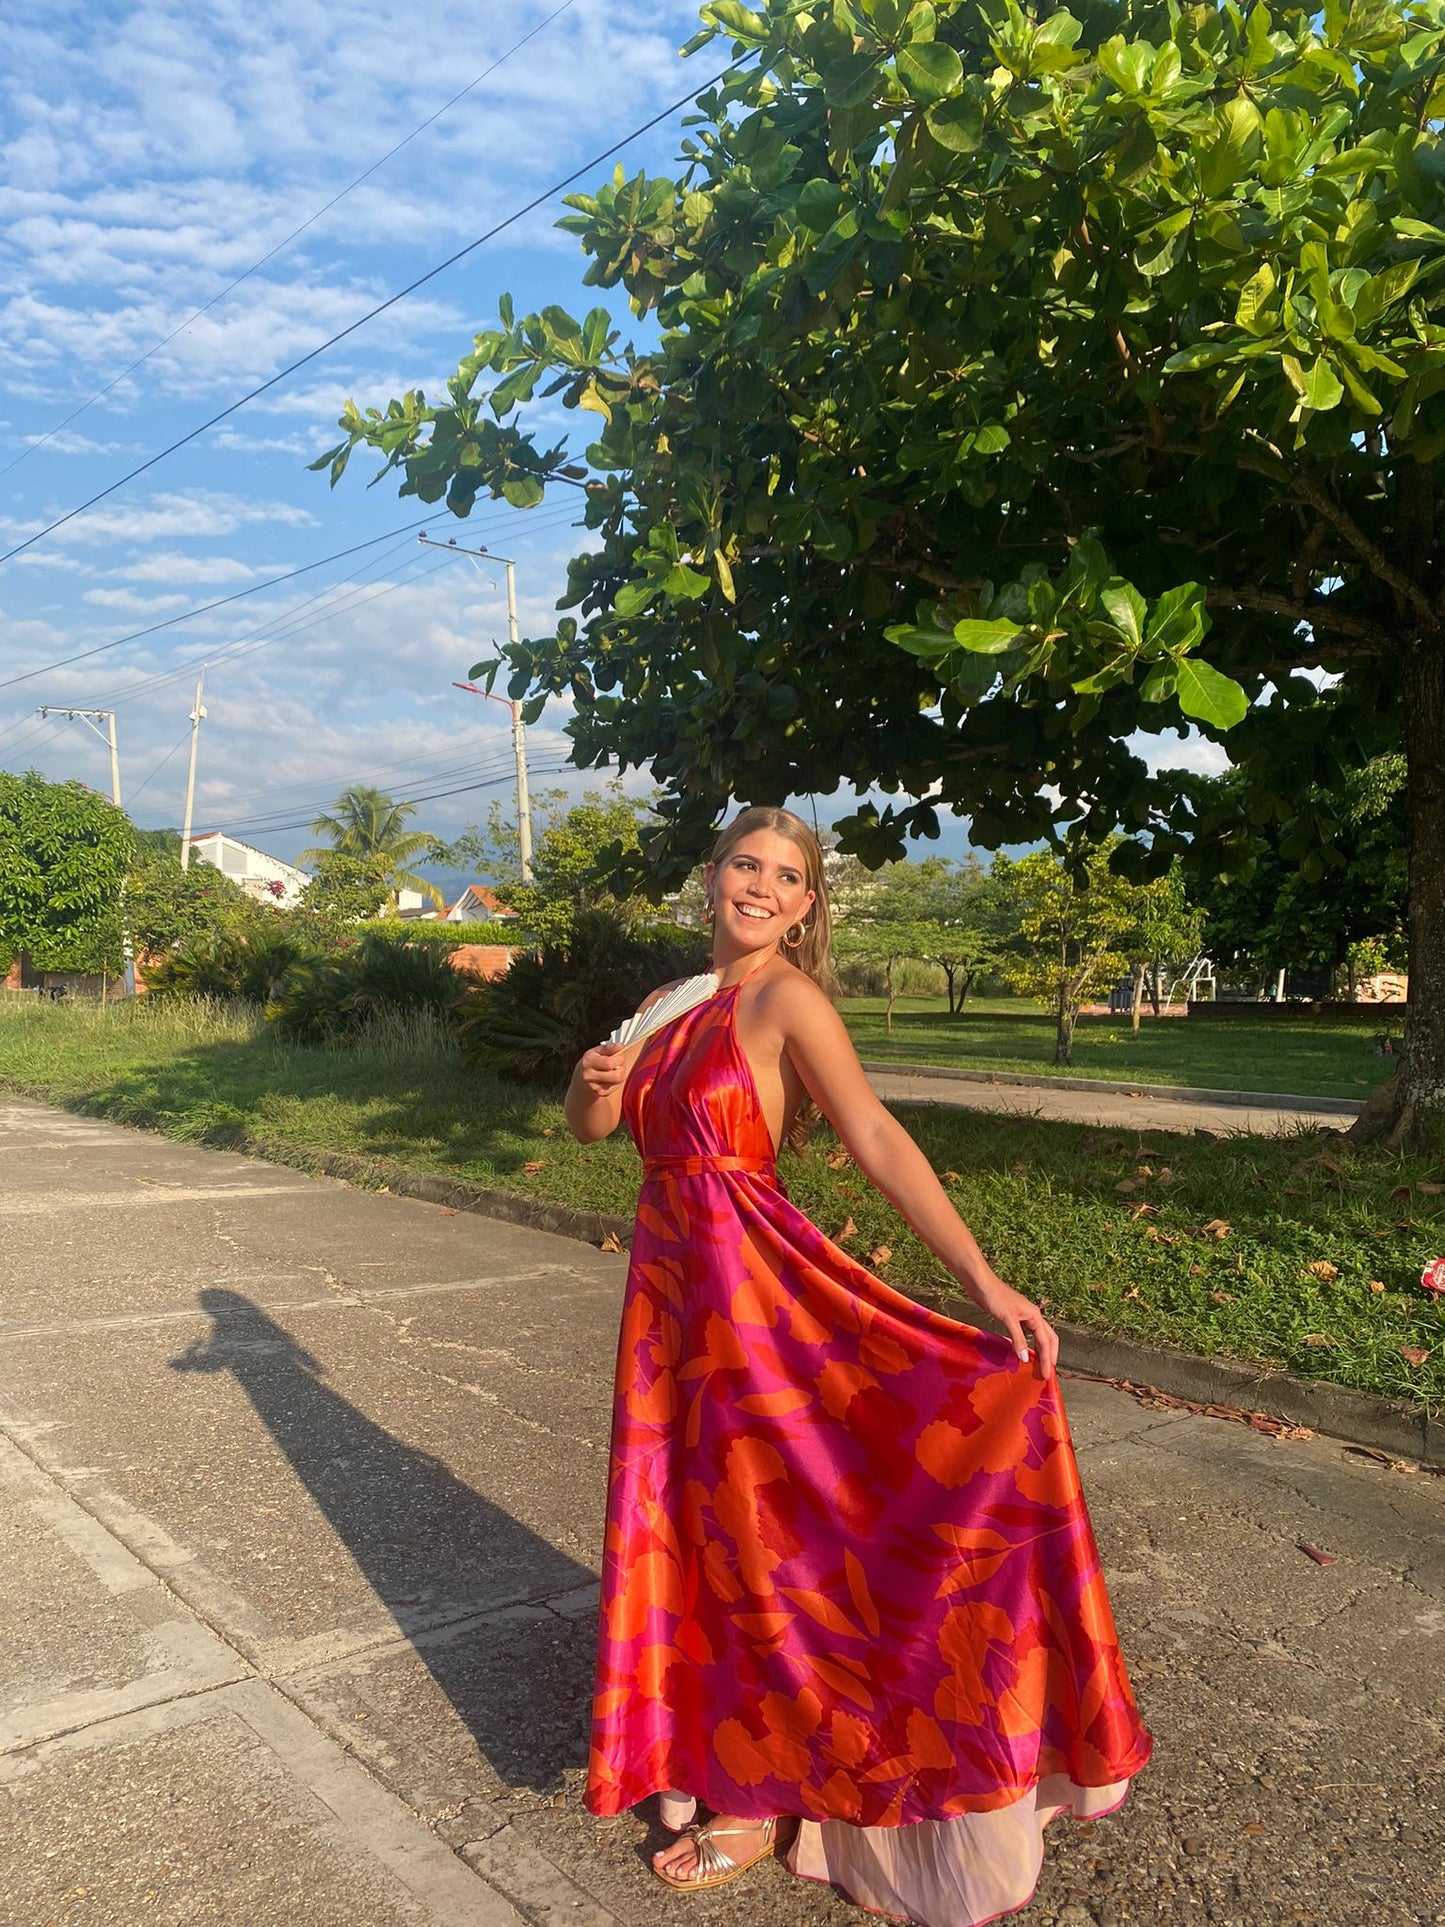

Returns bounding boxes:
[0,0,1221,878]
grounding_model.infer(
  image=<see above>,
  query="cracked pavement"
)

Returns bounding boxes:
[0,1094,1438,1927]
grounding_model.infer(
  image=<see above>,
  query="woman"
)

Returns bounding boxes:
[565,806,1150,1925]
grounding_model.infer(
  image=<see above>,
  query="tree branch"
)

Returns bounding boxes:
[1204,584,1387,649]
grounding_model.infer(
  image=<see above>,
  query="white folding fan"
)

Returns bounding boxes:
[604,972,720,1050]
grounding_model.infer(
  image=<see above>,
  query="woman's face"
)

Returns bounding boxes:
[705,830,816,957]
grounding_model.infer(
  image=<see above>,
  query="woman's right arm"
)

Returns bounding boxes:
[564,1043,630,1143]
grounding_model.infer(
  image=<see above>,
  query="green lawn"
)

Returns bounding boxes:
[1,994,1440,1414]
[842,997,1396,1102]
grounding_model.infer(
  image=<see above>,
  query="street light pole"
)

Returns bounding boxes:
[180,669,207,871]
[37,705,136,995]
[421,533,534,883]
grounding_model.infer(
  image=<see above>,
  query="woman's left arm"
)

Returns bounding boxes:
[773,977,1059,1378]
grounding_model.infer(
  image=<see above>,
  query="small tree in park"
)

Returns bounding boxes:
[993,843,1141,1065]
[833,915,945,1031]
[316,0,1445,1144]
[0,772,134,976]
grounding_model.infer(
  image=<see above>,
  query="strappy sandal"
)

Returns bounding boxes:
[657,1790,698,1833]
[654,1815,777,1891]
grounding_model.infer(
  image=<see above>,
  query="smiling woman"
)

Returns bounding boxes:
[564,804,1151,1926]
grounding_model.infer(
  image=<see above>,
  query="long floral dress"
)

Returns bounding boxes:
[587,983,1151,1925]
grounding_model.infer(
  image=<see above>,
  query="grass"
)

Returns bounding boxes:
[841,997,1396,1102]
[1,993,1441,1415]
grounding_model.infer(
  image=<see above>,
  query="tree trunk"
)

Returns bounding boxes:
[1148,959,1162,1018]
[1055,984,1077,1065]
[942,963,958,1015]
[885,957,896,1035]
[959,967,977,1010]
[1131,961,1147,1035]
[1350,633,1445,1149]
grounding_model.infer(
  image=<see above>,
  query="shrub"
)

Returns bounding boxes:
[456,909,709,1084]
[354,919,514,947]
[268,931,469,1045]
[147,925,321,1004]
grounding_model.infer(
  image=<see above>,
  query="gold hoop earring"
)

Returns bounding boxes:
[704,897,715,923]
[782,921,807,950]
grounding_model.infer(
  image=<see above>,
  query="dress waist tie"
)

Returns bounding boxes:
[642,1153,775,1178]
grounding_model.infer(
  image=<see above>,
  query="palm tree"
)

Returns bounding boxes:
[300,786,445,914]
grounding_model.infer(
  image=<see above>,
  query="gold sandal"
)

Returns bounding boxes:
[654,1816,777,1892]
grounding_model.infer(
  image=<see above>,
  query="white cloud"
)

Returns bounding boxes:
[2,490,318,547]
[83,587,191,613]
[113,550,261,583]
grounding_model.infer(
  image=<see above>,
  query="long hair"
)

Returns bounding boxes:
[709,805,840,1004]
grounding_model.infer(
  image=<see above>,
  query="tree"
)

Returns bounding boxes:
[301,786,443,913]
[993,842,1141,1064]
[298,851,394,927]
[833,914,945,1030]
[851,854,1005,1012]
[316,0,1445,1143]
[125,829,254,958]
[1186,755,1407,987]
[438,783,653,944]
[0,771,134,975]
[1121,861,1202,1030]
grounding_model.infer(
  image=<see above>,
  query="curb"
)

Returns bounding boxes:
[859,1060,1363,1116]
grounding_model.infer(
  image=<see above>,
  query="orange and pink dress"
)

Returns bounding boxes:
[587,982,1151,1925]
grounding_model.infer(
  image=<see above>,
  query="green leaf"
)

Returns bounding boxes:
[952,617,1026,653]
[896,41,963,104]
[1234,262,1276,333]
[885,616,960,659]
[1144,583,1207,654]
[1100,579,1146,646]
[924,93,984,152]
[1299,355,1345,412]
[1175,657,1249,730]
[661,563,711,598]
[612,581,656,619]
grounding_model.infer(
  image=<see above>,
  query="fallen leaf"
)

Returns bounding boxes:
[1367,1280,1386,1293]
[1398,1346,1431,1366]
[867,1244,893,1268]
[1135,1163,1154,1178]
[1123,1287,1141,1301]
[523,1160,546,1176]
[1200,1218,1232,1240]
[1158,1166,1174,1184]
[1304,1260,1338,1282]
[826,1148,852,1170]
[1115,1178,1141,1195]
[599,1231,624,1253]
[1189,1263,1205,1276]
[1344,1446,1417,1474]
[1419,1180,1445,1195]
[1390,1185,1412,1203]
[1129,1201,1158,1220]
[1316,1151,1345,1175]
[1298,1543,1338,1567]
[1210,1290,1234,1304]
[1303,1333,1335,1348]
[541,1127,554,1138]
[837,1217,858,1243]
[1011,1161,1030,1176]
[941,1170,963,1184]
[1136,1145,1165,1157]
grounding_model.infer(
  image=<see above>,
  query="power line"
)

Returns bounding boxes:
[0,2,578,482]
[125,726,193,808]
[216,760,572,840]
[0,55,745,570]
[0,517,432,692]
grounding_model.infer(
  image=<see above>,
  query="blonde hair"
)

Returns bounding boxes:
[709,805,839,1000]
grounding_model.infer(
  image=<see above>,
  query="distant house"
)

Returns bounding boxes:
[443,883,518,924]
[188,832,310,907]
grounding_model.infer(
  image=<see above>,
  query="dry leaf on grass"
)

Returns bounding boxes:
[1200,1218,1232,1240]
[825,1148,852,1170]
[1298,1543,1338,1566]
[1115,1178,1141,1195]
[1398,1346,1432,1366]
[1367,1280,1386,1293]
[599,1231,624,1253]
[1129,1201,1158,1220]
[1304,1260,1339,1282]
[1418,1180,1445,1195]
[523,1160,546,1176]
[1390,1184,1412,1202]
[1210,1290,1234,1304]
[837,1217,858,1243]
[941,1170,963,1184]
[867,1244,893,1268]
[541,1127,554,1138]
[1158,1166,1174,1184]
[1189,1263,1205,1276]
[1136,1163,1154,1178]
[1303,1333,1335,1348]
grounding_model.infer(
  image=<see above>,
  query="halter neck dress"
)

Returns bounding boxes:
[586,980,1150,1925]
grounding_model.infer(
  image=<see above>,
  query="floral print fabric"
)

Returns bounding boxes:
[587,985,1150,1859]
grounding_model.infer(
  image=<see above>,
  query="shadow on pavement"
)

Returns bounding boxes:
[171,1288,596,1797]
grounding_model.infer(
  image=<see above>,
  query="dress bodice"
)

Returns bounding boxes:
[622,983,777,1169]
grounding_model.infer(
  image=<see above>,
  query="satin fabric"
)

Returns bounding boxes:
[586,984,1150,1921]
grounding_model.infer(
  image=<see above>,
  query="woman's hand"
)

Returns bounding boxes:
[960,1272,1059,1380]
[578,1042,629,1098]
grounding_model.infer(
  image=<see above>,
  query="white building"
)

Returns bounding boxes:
[188,833,311,908]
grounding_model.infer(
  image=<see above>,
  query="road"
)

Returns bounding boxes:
[0,1094,1438,1927]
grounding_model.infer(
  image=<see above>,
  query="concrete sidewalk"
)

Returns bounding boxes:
[0,1093,1439,1927]
[863,1065,1355,1137]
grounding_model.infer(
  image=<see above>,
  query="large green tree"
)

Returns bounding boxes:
[0,771,134,974]
[318,0,1445,1141]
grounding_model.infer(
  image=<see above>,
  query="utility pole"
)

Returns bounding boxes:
[422,532,534,882]
[37,706,136,995]
[180,669,207,870]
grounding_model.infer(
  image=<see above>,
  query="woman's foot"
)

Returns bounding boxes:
[657,1789,697,1833]
[652,1815,777,1890]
